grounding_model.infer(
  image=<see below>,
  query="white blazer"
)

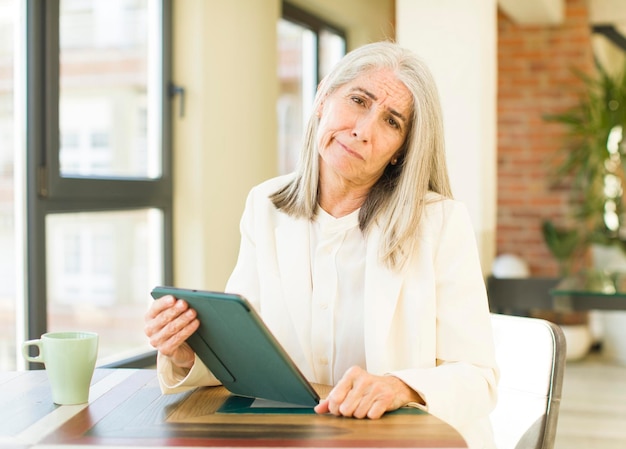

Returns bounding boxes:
[158,175,499,449]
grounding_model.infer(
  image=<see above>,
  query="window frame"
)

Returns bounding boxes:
[24,0,172,368]
[278,2,346,175]
[281,1,346,86]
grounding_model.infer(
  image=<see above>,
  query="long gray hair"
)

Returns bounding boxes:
[270,41,452,271]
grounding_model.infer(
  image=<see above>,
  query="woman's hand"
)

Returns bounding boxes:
[144,295,200,369]
[314,366,424,419]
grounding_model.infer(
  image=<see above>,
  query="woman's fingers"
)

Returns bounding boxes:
[315,366,414,419]
[157,312,199,356]
[143,295,199,369]
[145,294,176,320]
[144,296,198,354]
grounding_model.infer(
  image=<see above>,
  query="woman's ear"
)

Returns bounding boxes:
[390,151,403,166]
[315,87,330,118]
[316,101,324,118]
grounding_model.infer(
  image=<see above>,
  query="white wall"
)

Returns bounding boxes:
[396,0,498,274]
[172,0,280,289]
[286,0,395,49]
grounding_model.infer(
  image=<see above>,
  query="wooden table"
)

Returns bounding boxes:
[0,368,467,449]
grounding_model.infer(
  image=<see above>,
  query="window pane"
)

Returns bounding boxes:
[59,0,160,179]
[319,29,345,79]
[46,209,163,363]
[277,19,316,175]
[0,0,17,371]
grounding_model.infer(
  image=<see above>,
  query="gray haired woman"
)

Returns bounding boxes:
[145,41,498,449]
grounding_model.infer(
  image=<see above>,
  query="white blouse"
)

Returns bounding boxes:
[309,207,366,385]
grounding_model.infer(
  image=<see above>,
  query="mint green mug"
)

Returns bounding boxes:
[22,331,99,405]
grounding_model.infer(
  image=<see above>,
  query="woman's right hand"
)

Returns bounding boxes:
[144,295,200,369]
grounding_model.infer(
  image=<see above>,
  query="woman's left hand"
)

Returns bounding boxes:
[314,366,424,419]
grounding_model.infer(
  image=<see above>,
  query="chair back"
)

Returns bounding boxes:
[490,313,566,449]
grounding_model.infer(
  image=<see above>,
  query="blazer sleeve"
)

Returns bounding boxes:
[224,186,262,305]
[389,201,499,446]
[156,353,220,394]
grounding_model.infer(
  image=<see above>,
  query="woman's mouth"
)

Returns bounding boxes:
[337,140,364,160]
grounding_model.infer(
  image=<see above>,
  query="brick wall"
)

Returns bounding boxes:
[496,0,595,276]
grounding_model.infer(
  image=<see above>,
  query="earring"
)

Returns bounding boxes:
[391,157,398,165]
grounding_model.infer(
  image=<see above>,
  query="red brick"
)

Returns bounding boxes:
[496,0,594,276]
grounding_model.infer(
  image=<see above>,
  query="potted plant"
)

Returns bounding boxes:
[543,59,626,259]
[543,59,626,364]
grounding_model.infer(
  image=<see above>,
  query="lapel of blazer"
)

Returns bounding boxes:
[363,226,404,374]
[275,216,313,363]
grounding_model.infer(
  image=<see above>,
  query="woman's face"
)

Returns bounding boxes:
[316,68,412,189]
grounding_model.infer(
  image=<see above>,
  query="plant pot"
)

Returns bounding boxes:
[560,323,593,361]
[529,310,592,361]
[599,311,626,365]
[591,243,626,365]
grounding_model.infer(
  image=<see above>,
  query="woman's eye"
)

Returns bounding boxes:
[351,96,364,105]
[387,117,399,129]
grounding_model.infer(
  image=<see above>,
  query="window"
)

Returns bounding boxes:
[277,2,346,174]
[0,0,17,370]
[0,0,171,370]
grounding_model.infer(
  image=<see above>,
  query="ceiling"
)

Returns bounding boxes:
[498,0,565,25]
[498,0,626,73]
[498,0,626,28]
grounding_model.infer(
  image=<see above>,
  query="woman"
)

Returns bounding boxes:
[145,41,498,449]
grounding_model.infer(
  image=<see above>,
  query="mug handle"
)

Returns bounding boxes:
[22,339,44,363]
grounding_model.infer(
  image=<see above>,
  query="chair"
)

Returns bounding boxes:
[489,313,566,449]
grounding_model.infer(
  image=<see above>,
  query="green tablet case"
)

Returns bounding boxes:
[150,286,320,407]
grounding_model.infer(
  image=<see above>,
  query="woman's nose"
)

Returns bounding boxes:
[351,113,375,142]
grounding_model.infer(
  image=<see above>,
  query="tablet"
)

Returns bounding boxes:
[150,286,320,407]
